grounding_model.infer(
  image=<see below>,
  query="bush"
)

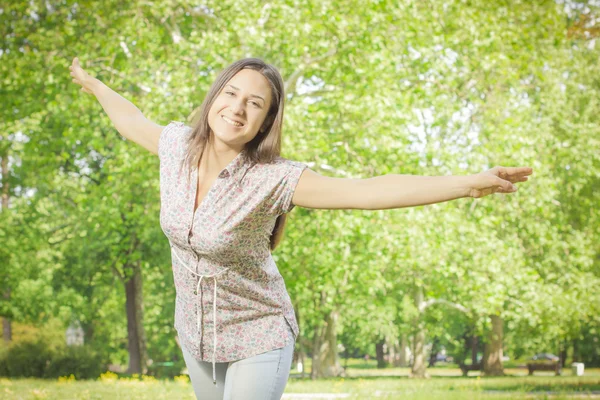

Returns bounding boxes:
[0,340,53,378]
[0,339,108,379]
[45,345,108,379]
[146,360,185,379]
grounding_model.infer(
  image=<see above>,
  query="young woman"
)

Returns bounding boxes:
[69,57,532,400]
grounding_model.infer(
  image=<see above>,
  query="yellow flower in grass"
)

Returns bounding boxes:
[141,374,157,383]
[30,388,48,399]
[99,371,119,382]
[174,375,190,385]
[121,380,142,385]
[58,374,76,383]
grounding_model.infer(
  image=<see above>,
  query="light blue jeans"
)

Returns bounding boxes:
[181,334,295,400]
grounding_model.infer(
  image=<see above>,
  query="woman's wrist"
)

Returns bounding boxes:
[463,174,480,198]
[88,77,105,96]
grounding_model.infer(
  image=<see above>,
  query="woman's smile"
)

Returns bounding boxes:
[221,114,245,128]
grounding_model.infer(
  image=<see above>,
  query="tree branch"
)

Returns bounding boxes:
[284,46,338,95]
[98,66,151,94]
[419,298,470,314]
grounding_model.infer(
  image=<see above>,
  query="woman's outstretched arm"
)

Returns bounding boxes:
[292,166,533,210]
[69,57,164,155]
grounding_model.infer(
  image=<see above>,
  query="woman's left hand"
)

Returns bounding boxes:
[469,166,533,198]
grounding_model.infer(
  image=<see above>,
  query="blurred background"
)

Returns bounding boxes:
[0,0,599,396]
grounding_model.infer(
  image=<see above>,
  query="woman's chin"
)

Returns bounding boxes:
[211,132,248,149]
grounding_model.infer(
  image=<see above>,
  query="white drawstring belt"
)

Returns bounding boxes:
[170,243,229,385]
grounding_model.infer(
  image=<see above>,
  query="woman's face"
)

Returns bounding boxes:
[208,68,273,149]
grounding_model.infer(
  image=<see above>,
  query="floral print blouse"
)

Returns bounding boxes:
[158,121,306,379]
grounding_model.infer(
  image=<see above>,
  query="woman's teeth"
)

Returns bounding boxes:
[222,115,243,127]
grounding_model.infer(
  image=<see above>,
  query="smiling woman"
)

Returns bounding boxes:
[206,70,273,150]
[69,55,532,400]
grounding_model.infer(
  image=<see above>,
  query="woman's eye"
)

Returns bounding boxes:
[249,101,260,108]
[225,91,235,96]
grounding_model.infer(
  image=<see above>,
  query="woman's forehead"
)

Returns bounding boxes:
[226,69,271,99]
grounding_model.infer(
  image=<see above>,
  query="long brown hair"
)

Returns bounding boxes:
[180,58,289,251]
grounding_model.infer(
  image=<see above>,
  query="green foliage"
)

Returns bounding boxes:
[45,345,108,380]
[0,340,107,379]
[1,0,599,378]
[146,360,186,379]
[0,340,52,378]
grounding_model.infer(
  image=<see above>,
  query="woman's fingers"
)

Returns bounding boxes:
[497,166,533,176]
[494,166,533,185]
[510,174,531,184]
[502,180,516,192]
[472,167,529,198]
[493,176,516,192]
[506,167,533,179]
[69,56,94,94]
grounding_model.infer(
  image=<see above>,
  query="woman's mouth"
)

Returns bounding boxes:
[221,115,244,127]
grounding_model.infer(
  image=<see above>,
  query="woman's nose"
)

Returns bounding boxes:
[230,100,245,115]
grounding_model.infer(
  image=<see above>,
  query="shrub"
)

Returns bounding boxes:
[0,340,53,378]
[0,340,108,379]
[45,345,108,379]
[146,360,185,379]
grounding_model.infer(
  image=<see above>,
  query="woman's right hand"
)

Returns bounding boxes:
[69,57,96,95]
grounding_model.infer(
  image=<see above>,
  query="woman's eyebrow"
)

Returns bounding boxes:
[226,84,265,102]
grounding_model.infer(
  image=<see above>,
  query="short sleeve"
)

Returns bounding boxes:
[158,121,191,162]
[268,157,308,216]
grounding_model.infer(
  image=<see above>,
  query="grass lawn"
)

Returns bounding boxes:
[1,363,599,399]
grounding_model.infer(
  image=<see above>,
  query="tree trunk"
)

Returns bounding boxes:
[310,320,323,380]
[124,260,147,374]
[572,339,580,363]
[559,339,567,368]
[311,310,344,378]
[411,328,428,378]
[376,338,387,368]
[1,155,11,343]
[428,337,439,367]
[397,334,409,367]
[388,337,402,367]
[293,303,306,378]
[410,286,429,378]
[298,349,306,378]
[471,335,479,365]
[81,319,95,343]
[483,314,504,376]
[3,288,11,342]
[388,339,397,367]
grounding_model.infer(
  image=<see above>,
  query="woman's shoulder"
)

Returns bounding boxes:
[158,121,193,160]
[165,120,193,134]
[243,156,307,187]
[268,156,307,170]
[160,121,193,141]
